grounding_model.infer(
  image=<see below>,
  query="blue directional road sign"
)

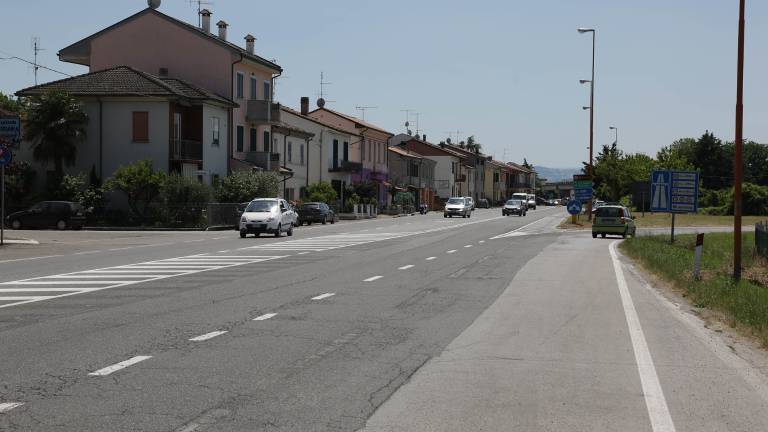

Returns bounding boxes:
[0,146,12,167]
[650,170,699,213]
[566,199,582,215]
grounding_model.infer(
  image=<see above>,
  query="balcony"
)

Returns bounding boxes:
[170,139,202,161]
[245,100,281,124]
[454,174,467,182]
[329,160,362,173]
[245,151,281,171]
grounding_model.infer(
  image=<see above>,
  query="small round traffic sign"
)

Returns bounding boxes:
[566,199,582,215]
[0,146,13,166]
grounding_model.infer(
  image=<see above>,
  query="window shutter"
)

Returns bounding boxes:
[132,112,149,142]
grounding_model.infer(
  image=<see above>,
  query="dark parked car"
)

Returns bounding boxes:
[476,198,490,209]
[5,201,86,230]
[297,202,336,225]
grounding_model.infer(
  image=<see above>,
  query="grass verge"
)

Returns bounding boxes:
[632,213,765,228]
[620,232,768,345]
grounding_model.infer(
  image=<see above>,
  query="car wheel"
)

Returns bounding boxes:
[331,217,336,224]
[274,224,282,237]
[255,233,260,237]
[10,219,22,230]
[592,233,597,238]
[240,230,247,238]
[308,221,313,225]
[287,225,294,236]
[322,216,327,225]
[56,219,67,230]
[601,233,606,238]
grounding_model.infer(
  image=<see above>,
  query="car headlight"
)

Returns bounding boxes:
[241,216,247,222]
[266,217,275,222]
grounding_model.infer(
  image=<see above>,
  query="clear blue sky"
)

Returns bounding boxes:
[3,0,766,167]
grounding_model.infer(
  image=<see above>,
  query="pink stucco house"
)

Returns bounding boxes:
[57,6,283,174]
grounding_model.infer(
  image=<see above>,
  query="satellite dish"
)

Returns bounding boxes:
[147,0,161,9]
[317,98,326,108]
[407,129,413,135]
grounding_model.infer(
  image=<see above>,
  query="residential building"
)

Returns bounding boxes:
[308,107,393,205]
[485,159,509,203]
[439,144,486,201]
[15,66,234,186]
[57,6,283,173]
[506,162,537,194]
[387,146,437,208]
[389,134,467,202]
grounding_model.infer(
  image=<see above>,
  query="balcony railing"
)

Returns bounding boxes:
[245,151,281,170]
[170,139,202,161]
[245,100,281,124]
[329,160,362,173]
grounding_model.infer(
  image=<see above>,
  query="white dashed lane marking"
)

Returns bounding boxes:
[363,276,383,282]
[311,293,336,300]
[426,257,437,261]
[189,331,228,342]
[253,313,277,321]
[88,355,152,376]
[398,265,415,270]
[0,402,24,413]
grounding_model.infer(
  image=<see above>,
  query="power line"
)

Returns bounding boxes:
[0,49,73,79]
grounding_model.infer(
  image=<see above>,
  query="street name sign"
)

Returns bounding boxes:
[650,170,699,213]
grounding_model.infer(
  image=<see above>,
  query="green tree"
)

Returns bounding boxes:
[742,141,768,186]
[23,91,88,183]
[0,92,26,114]
[305,181,338,203]
[465,135,481,153]
[522,158,533,170]
[656,142,695,171]
[104,160,167,222]
[162,173,210,226]
[692,131,732,189]
[214,170,280,203]
[592,143,624,201]
[3,161,37,209]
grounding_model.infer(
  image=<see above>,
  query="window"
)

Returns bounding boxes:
[361,140,365,161]
[132,111,149,142]
[332,139,339,168]
[211,117,220,146]
[287,142,293,162]
[236,126,244,152]
[250,76,258,100]
[343,141,349,161]
[263,81,271,101]
[236,72,244,99]
[263,130,270,152]
[250,128,257,151]
[300,144,305,165]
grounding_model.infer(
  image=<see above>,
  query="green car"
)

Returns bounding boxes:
[592,205,637,239]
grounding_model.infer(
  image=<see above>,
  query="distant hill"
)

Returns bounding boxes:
[533,166,581,182]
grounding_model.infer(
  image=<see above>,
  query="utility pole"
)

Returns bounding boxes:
[733,0,746,280]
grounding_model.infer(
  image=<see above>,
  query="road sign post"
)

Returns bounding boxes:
[0,145,13,246]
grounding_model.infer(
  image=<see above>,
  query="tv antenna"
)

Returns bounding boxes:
[31,36,45,85]
[412,112,422,136]
[316,71,335,107]
[188,0,214,26]
[355,106,377,120]
[400,109,413,133]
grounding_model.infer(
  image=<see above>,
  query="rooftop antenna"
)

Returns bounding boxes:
[413,112,422,136]
[316,71,335,107]
[31,36,45,86]
[400,109,413,133]
[188,0,214,26]
[355,106,377,120]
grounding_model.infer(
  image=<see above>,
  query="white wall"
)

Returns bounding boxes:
[426,155,455,199]
[202,104,229,185]
[101,99,169,176]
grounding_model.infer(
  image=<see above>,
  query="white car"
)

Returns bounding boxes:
[239,198,295,238]
[464,197,476,211]
[527,194,537,210]
[444,197,471,218]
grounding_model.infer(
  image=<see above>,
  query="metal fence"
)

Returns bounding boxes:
[757,221,768,259]
[206,203,244,228]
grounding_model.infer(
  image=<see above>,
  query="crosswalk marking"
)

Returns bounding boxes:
[242,232,411,252]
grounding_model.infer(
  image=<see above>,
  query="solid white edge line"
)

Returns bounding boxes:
[363,276,383,282]
[609,241,676,432]
[0,402,24,413]
[311,293,336,300]
[253,313,277,321]
[398,265,415,270]
[189,330,228,342]
[88,355,152,376]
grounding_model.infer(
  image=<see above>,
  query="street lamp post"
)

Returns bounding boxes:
[610,126,618,146]
[733,0,746,280]
[578,27,596,221]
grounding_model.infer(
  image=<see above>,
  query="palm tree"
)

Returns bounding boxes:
[24,90,88,180]
[465,135,481,153]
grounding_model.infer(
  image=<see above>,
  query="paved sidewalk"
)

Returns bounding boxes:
[361,234,768,432]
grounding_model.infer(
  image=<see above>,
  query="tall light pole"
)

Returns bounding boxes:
[733,0,746,280]
[610,126,618,146]
[579,27,596,220]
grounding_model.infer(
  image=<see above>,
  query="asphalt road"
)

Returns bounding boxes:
[2,207,768,431]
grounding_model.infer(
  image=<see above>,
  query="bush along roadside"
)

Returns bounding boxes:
[620,232,768,346]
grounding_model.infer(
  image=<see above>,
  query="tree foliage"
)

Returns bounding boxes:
[103,160,167,222]
[0,92,26,114]
[214,170,280,203]
[23,91,87,178]
[305,181,338,204]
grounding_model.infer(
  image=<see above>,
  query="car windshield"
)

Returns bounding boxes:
[506,200,522,206]
[596,207,623,218]
[245,201,277,212]
[447,198,465,205]
[301,203,320,209]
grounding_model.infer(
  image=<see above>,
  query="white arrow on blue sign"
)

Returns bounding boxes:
[567,199,582,215]
[0,146,13,166]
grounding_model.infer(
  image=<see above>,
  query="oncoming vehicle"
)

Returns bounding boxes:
[476,198,490,209]
[592,205,636,239]
[297,202,336,225]
[511,193,536,210]
[444,197,471,218]
[502,199,527,216]
[5,201,86,230]
[464,197,476,211]
[239,198,295,238]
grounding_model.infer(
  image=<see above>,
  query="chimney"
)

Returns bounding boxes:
[244,34,255,55]
[300,97,310,115]
[422,134,427,142]
[217,20,228,41]
[200,9,211,33]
